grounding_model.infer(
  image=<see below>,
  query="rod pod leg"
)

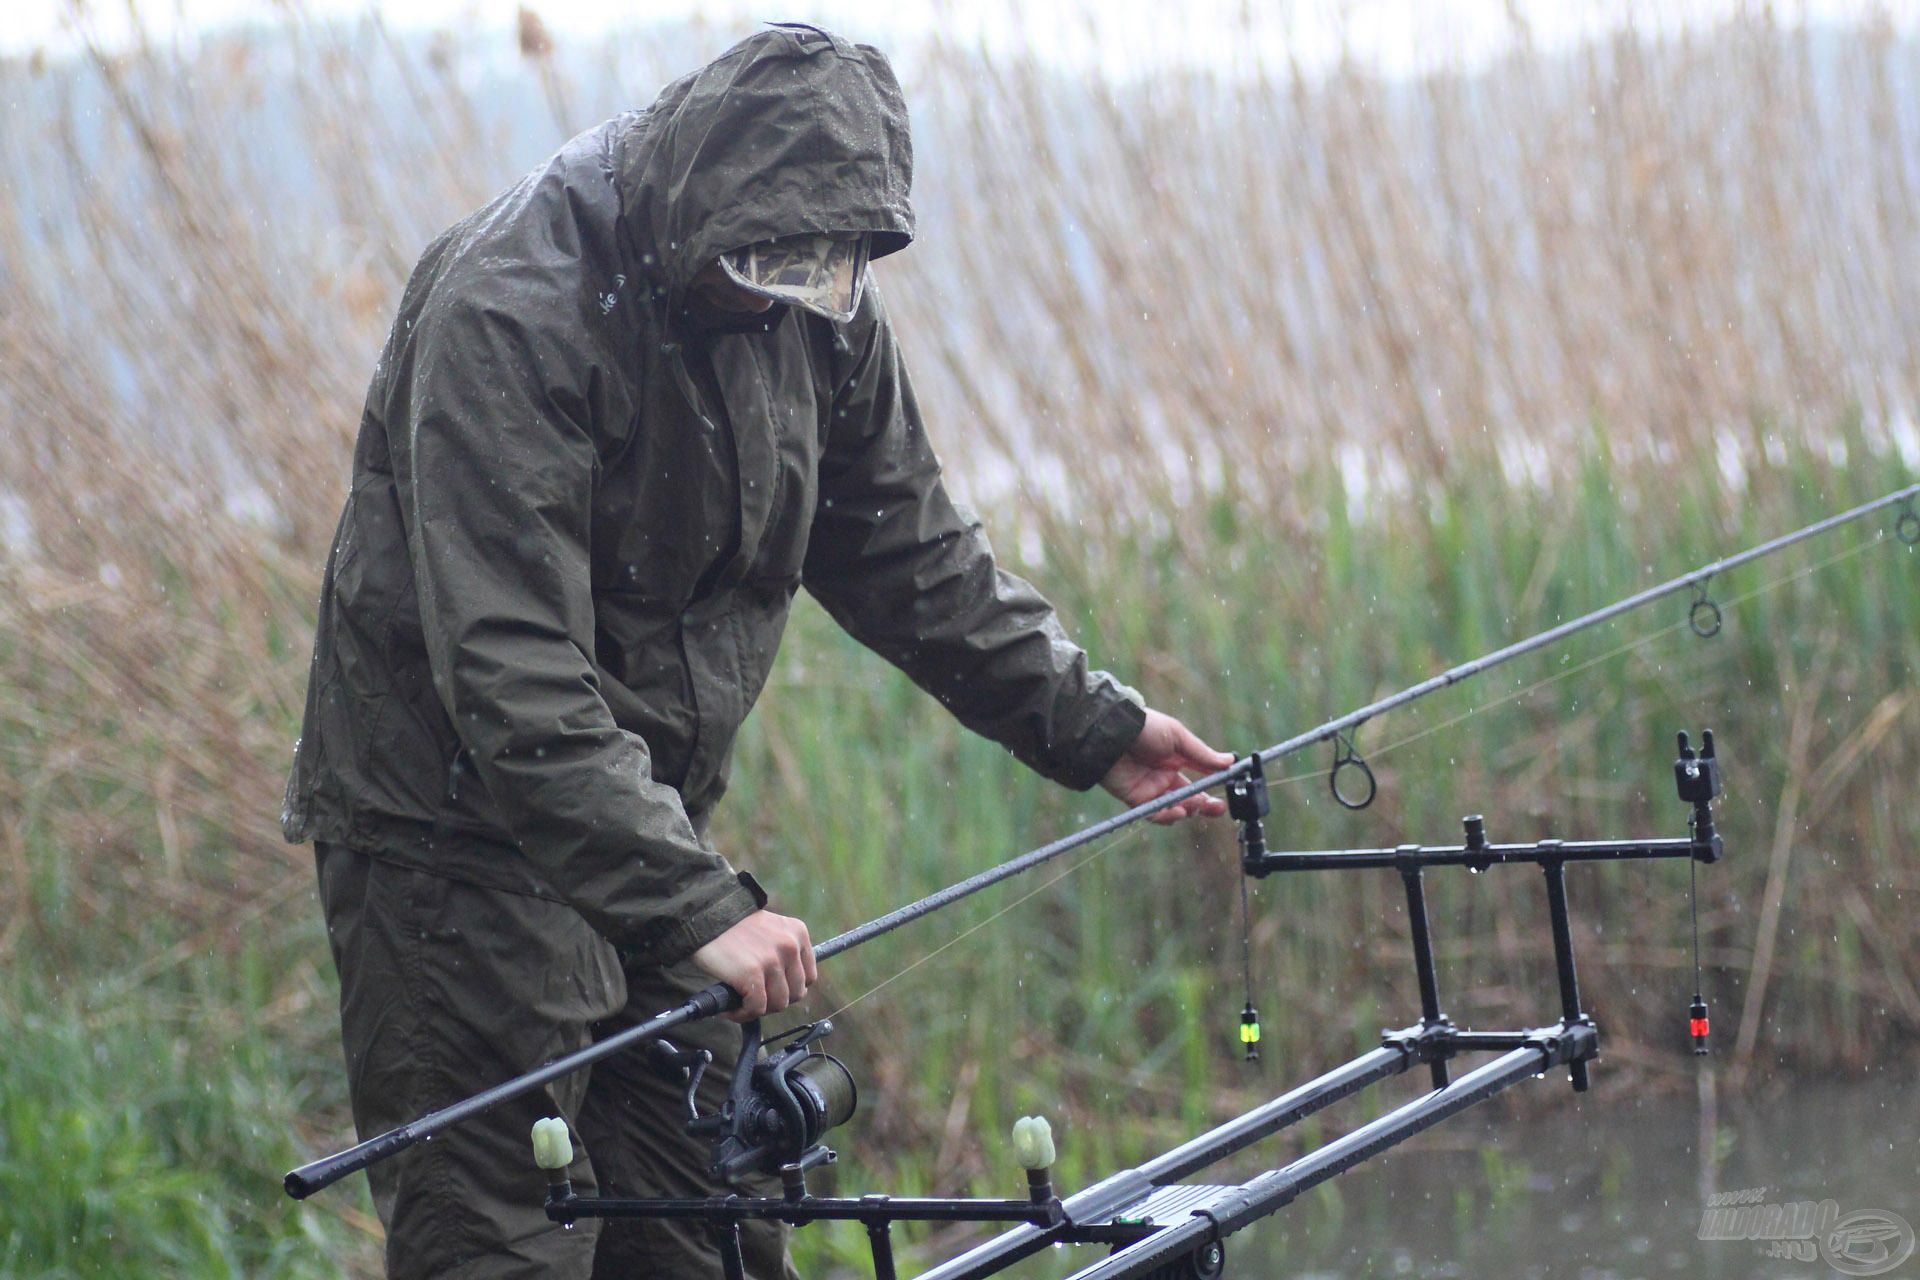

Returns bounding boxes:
[709,1221,748,1280]
[1400,864,1451,1089]
[1540,857,1592,1092]
[866,1220,899,1280]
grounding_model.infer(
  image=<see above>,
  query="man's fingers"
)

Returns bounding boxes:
[1141,769,1184,802]
[1175,723,1235,771]
[693,910,819,1018]
[759,919,818,1014]
[1138,723,1233,779]
[1148,787,1198,824]
[730,976,767,1022]
[1142,797,1233,823]
[798,922,818,985]
[1143,776,1226,824]
[777,926,811,1006]
[1103,711,1238,824]
[762,963,791,1015]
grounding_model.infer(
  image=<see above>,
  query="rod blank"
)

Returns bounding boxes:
[284,982,736,1198]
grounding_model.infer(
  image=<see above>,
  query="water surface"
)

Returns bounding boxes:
[1227,1071,1917,1279]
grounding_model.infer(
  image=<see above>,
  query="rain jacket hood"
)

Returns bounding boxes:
[620,23,914,297]
[283,27,1144,968]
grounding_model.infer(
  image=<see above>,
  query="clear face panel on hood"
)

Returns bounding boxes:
[718,232,870,323]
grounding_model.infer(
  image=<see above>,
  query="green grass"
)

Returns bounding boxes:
[3,442,1917,1277]
[0,921,379,1279]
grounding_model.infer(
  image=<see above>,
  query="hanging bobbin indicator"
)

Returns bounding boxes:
[1675,730,1719,1058]
[1227,755,1269,1063]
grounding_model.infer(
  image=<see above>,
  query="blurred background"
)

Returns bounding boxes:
[1,1,1916,1275]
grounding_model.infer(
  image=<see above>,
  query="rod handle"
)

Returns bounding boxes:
[285,1127,416,1200]
[689,980,741,1017]
[285,982,739,1199]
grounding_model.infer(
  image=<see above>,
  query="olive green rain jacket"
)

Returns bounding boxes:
[282,25,1145,967]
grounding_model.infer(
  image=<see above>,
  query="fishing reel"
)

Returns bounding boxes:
[655,1019,858,1182]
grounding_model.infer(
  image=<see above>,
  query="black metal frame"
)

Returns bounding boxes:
[539,739,1723,1280]
[547,1019,1595,1280]
[1241,824,1715,1095]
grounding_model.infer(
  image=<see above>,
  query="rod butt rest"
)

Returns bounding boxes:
[532,1117,573,1171]
[1011,1115,1055,1170]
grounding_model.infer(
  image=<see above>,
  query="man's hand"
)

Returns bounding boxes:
[690,910,817,1021]
[1101,709,1235,824]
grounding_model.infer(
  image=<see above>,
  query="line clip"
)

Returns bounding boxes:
[1896,498,1920,547]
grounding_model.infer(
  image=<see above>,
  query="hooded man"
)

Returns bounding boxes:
[284,24,1231,1279]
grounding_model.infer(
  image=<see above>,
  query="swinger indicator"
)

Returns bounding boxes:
[1689,997,1711,1055]
[1239,1003,1261,1062]
[1230,755,1268,1066]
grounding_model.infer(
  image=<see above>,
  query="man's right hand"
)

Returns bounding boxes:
[690,910,817,1021]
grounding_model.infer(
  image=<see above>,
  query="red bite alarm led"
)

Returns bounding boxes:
[1689,996,1710,1055]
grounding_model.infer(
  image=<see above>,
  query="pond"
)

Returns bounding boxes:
[1228,1069,1918,1280]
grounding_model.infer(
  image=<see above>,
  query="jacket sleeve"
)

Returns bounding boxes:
[389,295,758,964]
[802,287,1146,790]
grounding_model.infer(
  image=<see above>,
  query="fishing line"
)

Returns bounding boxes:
[1266,530,1888,788]
[1690,856,1705,1003]
[814,824,1146,1023]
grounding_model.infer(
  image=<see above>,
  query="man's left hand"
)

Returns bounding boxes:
[1101,709,1234,824]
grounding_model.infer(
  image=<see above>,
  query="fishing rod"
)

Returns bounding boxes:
[799,480,1920,959]
[285,481,1916,1203]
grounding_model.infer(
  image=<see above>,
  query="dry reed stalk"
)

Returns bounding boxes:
[0,6,1913,1066]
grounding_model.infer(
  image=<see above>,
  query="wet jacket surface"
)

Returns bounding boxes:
[282,26,1145,965]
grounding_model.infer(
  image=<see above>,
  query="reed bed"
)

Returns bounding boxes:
[1,5,1916,1275]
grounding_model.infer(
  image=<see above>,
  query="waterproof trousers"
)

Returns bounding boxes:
[315,842,801,1279]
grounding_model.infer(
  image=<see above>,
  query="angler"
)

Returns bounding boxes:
[280,24,1229,1280]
